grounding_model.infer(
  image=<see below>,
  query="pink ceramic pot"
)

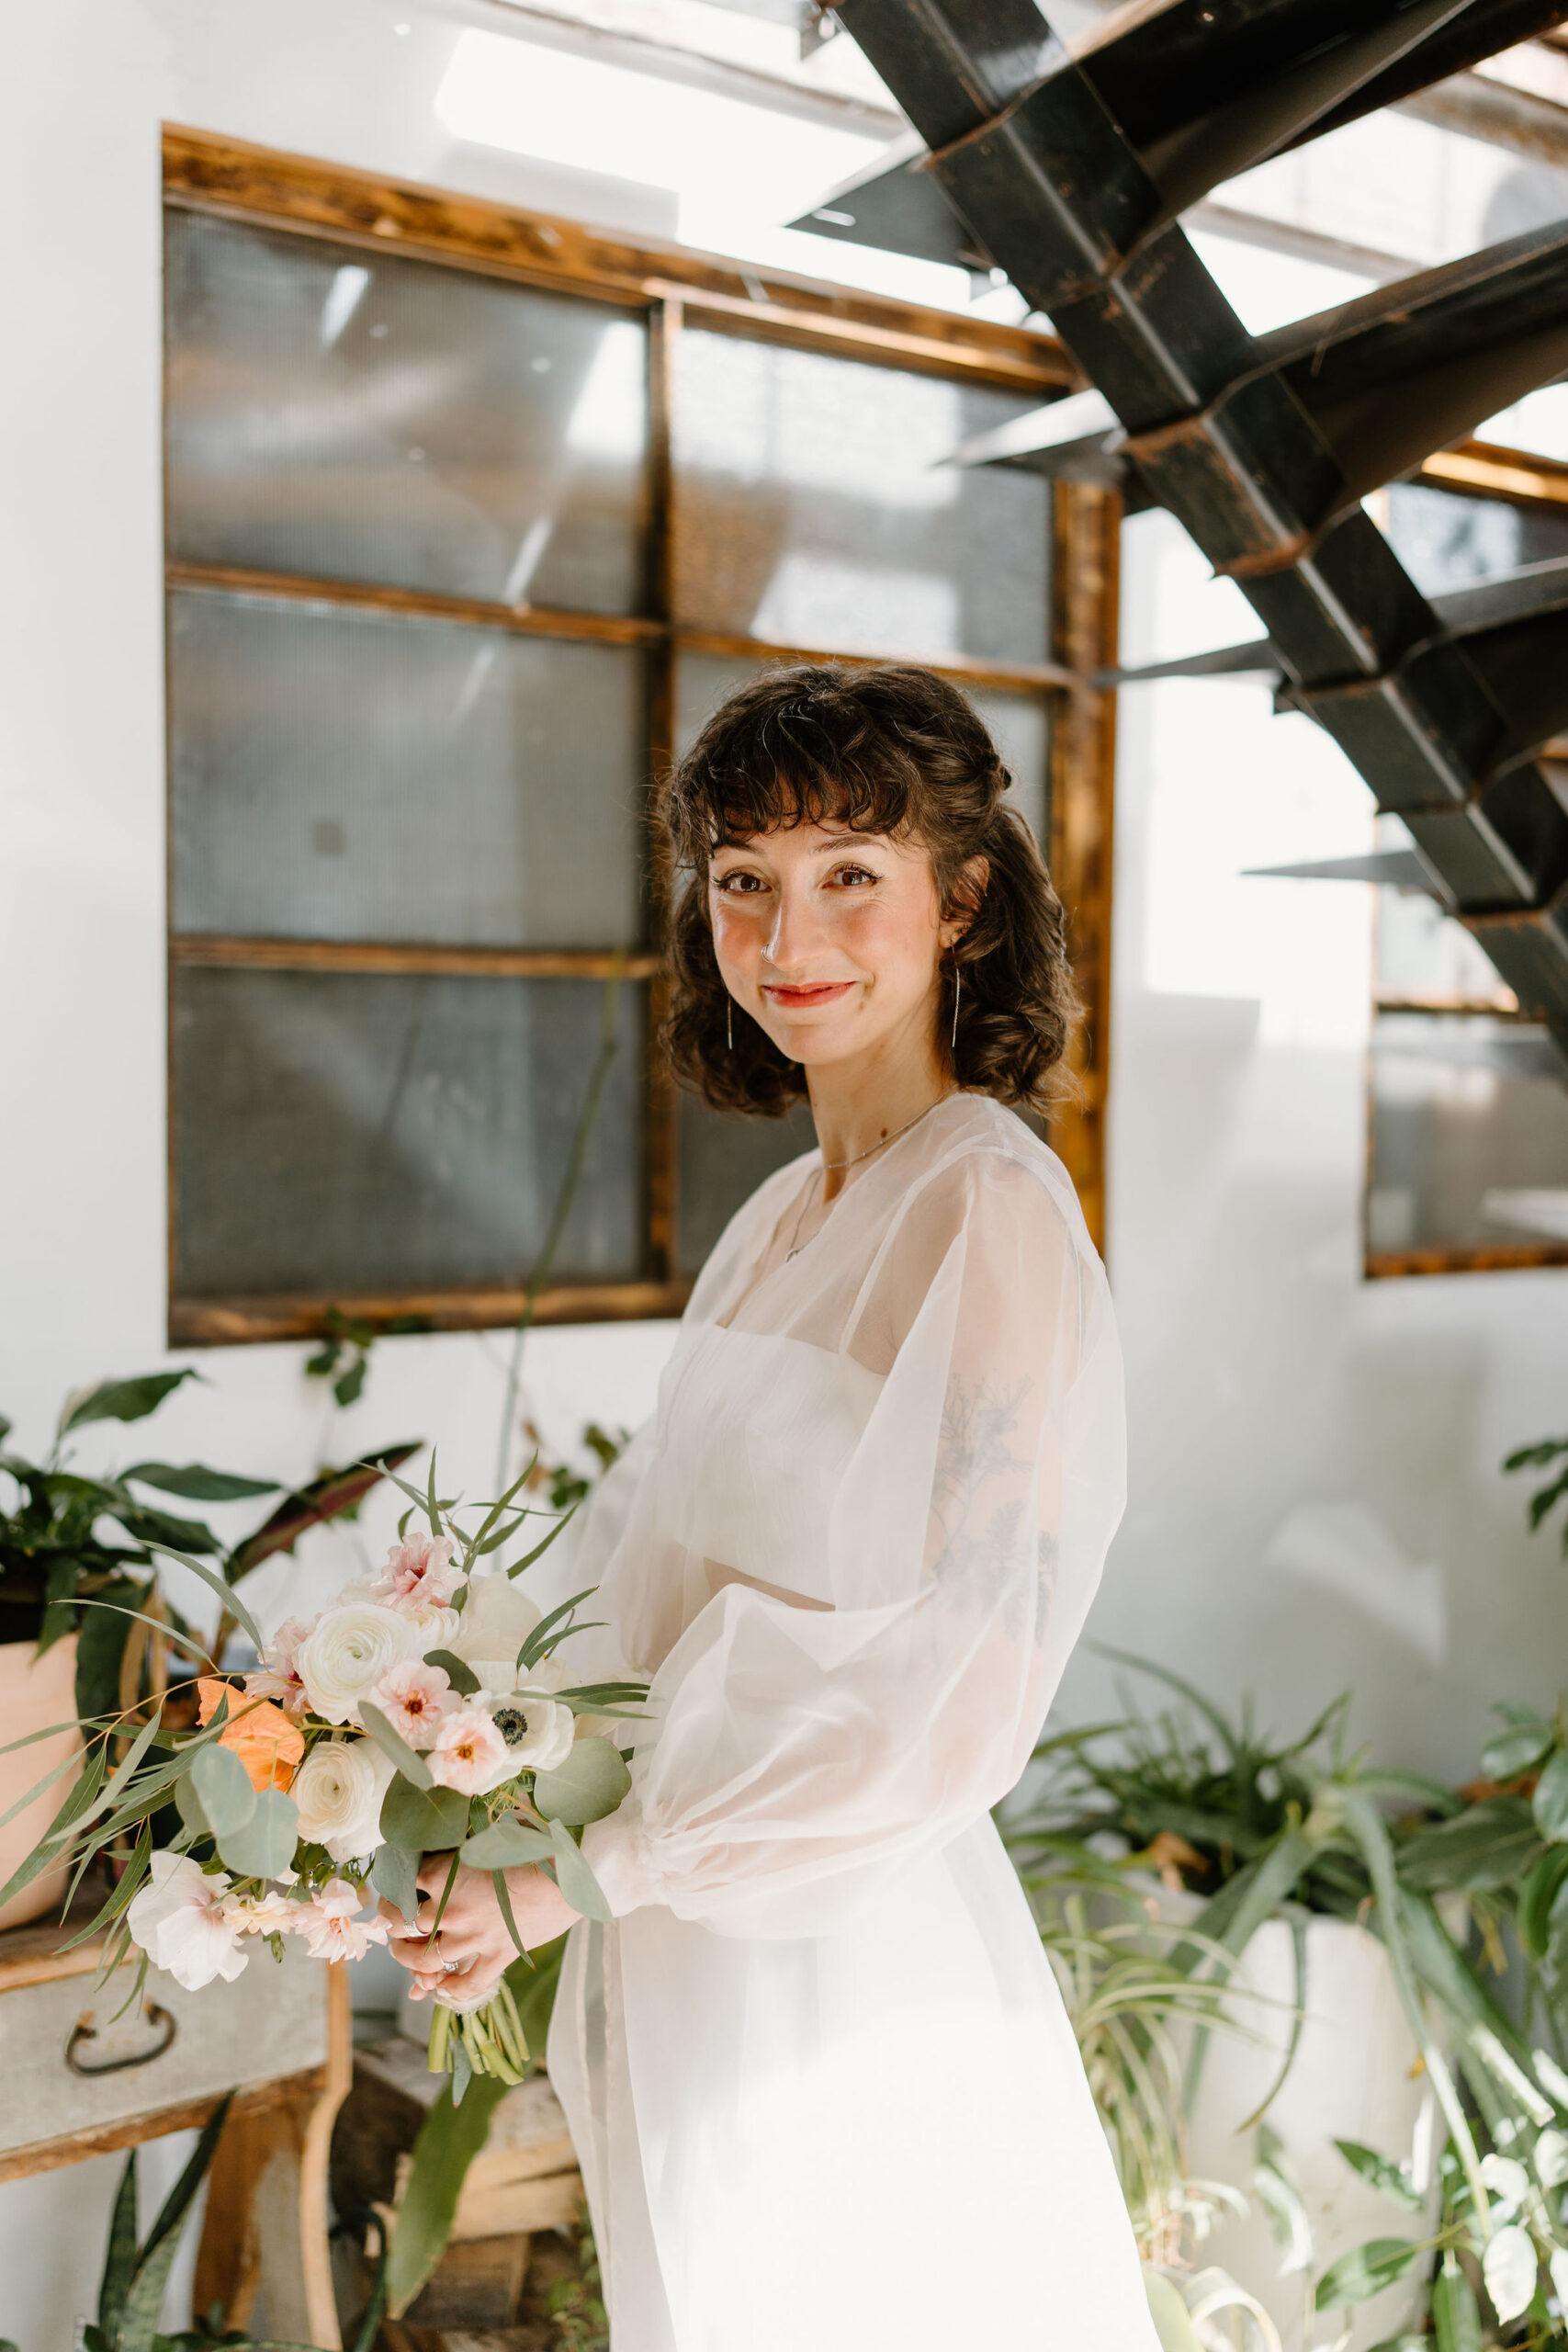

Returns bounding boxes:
[0,1634,83,1930]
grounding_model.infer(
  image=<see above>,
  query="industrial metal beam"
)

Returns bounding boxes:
[837,0,1568,1048]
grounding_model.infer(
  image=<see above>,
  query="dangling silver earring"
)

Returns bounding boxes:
[728,995,734,1052]
[951,965,961,1054]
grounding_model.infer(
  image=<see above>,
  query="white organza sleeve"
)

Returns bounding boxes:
[581,1153,1127,1939]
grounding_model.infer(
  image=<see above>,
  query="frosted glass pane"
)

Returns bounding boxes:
[673,330,1050,663]
[170,593,644,948]
[675,655,1050,845]
[166,209,649,614]
[677,1094,817,1278]
[174,970,646,1295]
[1382,481,1568,597]
[1367,1013,1568,1255]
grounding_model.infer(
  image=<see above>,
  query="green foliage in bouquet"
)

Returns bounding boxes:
[0,1364,417,1724]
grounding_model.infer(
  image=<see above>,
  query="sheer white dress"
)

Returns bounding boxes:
[546,1091,1160,2350]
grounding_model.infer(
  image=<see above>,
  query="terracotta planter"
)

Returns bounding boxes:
[0,1634,83,1930]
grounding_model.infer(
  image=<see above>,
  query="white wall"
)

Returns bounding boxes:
[1083,510,1568,1772]
[3,3,1567,2342]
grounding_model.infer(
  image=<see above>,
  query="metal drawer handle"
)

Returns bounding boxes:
[66,2002,177,2075]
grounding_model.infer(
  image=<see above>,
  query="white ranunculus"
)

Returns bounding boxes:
[291,1736,397,1862]
[293,1600,425,1725]
[449,1572,543,1688]
[485,1691,578,1771]
[1536,2127,1568,2188]
[128,1852,247,1991]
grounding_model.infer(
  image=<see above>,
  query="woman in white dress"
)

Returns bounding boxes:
[385,663,1160,2350]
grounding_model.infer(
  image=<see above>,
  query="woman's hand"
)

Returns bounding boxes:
[379,1856,581,2006]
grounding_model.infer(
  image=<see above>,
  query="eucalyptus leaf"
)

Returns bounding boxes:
[189,1744,255,1841]
[175,1769,210,1844]
[460,1816,557,1871]
[360,1702,434,1791]
[532,1736,630,1826]
[217,1787,298,1879]
[423,1649,480,1700]
[1314,2238,1419,2311]
[371,1842,422,1926]
[547,1817,613,1922]
[379,1775,469,1854]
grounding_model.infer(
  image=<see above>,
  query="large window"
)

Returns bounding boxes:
[1365,461,1568,1278]
[163,131,1114,1344]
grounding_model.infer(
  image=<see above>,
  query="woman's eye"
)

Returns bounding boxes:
[716,871,766,894]
[830,865,877,888]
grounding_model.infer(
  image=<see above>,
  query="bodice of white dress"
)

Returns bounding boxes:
[574,1091,1127,1940]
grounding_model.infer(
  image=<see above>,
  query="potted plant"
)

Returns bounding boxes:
[0,1367,415,1928]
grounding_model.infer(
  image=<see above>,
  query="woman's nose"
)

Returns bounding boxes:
[764,881,824,972]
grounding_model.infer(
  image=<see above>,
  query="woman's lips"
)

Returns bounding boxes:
[761,981,854,1009]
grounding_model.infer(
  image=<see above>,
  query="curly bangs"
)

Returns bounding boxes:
[659,662,1078,1118]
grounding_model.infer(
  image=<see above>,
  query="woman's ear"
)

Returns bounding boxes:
[943,854,990,944]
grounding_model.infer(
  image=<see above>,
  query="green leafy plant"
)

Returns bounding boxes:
[0,1371,417,1724]
[304,1309,428,1410]
[1506,1435,1568,1560]
[1005,1654,1568,2347]
[86,2095,234,2352]
[545,2221,608,2351]
[1024,1877,1251,2266]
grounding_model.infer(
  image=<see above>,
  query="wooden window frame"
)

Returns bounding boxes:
[162,125,1120,1346]
[1364,451,1568,1281]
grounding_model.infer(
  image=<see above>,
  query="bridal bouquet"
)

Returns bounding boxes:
[4,1461,644,2094]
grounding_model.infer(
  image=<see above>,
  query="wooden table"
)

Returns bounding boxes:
[0,1902,351,2346]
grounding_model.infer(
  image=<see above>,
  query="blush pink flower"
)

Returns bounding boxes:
[370,1532,464,1619]
[369,1657,457,1751]
[297,1877,391,1963]
[428,1705,512,1796]
[245,1616,312,1717]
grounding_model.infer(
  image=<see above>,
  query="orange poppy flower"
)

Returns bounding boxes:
[197,1678,305,1794]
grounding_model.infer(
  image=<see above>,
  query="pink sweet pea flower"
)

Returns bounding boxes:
[128,1853,247,1990]
[370,1657,457,1750]
[245,1616,312,1717]
[429,1705,512,1796]
[298,1877,391,1963]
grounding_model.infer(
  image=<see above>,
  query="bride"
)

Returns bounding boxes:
[383,662,1160,2349]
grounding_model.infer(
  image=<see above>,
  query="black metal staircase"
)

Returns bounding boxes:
[814,0,1568,1064]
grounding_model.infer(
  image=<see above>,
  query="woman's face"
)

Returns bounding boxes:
[707,818,952,1075]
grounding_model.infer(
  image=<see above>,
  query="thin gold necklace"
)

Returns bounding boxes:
[784,1091,954,1261]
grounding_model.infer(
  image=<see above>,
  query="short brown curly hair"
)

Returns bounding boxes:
[660,662,1078,1117]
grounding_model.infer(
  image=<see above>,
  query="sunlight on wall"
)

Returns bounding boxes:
[1122,513,1373,1051]
[435,28,887,245]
